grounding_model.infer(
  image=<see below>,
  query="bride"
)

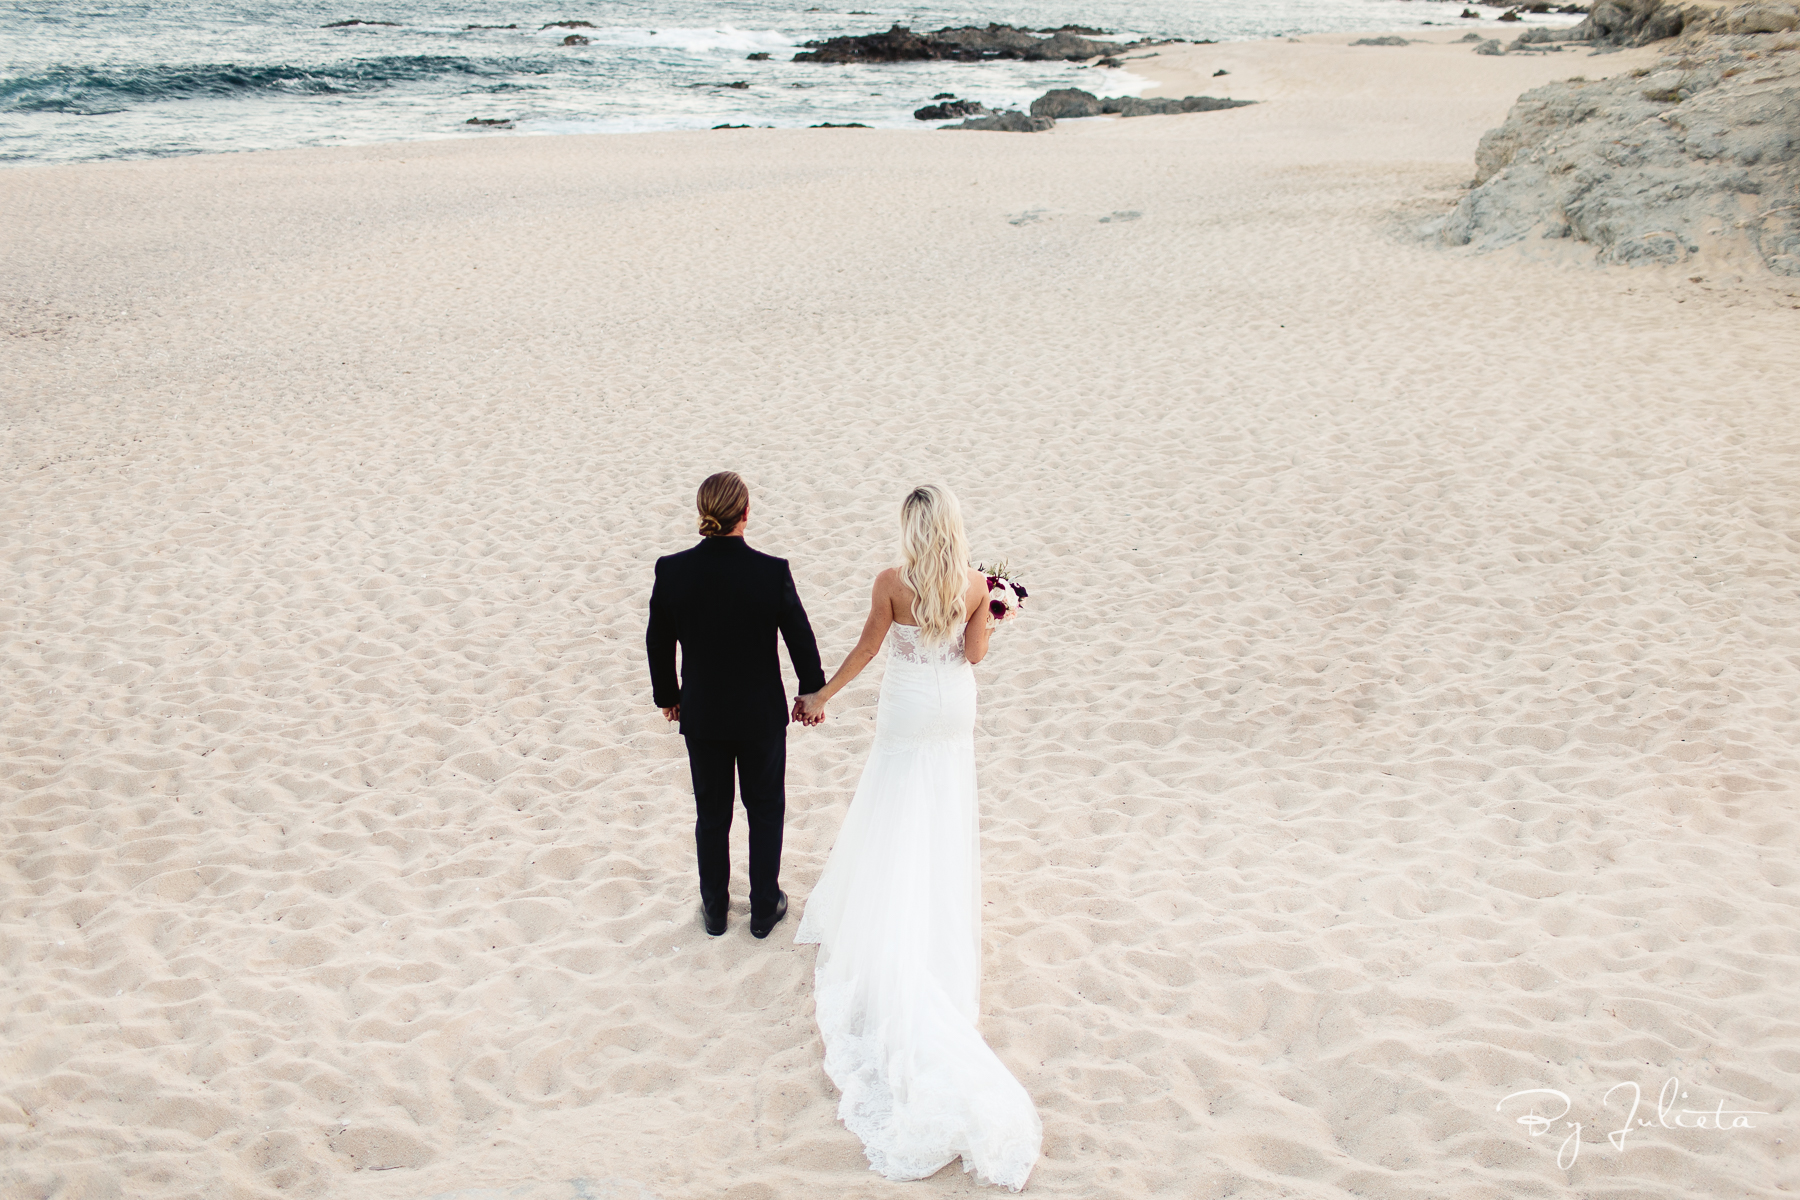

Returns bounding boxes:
[793,484,1042,1190]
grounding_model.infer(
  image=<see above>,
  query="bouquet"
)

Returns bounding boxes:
[975,561,1029,624]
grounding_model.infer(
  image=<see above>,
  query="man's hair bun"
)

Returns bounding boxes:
[696,471,749,537]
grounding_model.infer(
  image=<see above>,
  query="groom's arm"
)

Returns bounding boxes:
[778,563,827,697]
[646,561,681,714]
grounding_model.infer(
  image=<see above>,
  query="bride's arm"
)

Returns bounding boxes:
[804,570,899,718]
[963,568,993,664]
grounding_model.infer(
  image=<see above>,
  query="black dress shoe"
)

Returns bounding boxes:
[702,898,727,937]
[750,890,787,940]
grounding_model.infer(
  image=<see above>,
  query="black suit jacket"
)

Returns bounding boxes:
[646,537,827,741]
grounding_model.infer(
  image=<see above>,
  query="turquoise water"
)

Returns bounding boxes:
[0,0,1566,164]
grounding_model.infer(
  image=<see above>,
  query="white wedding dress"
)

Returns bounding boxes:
[794,622,1042,1190]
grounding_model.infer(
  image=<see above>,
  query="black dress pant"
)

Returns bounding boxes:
[683,735,785,919]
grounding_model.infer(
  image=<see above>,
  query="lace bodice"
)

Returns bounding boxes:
[886,622,968,668]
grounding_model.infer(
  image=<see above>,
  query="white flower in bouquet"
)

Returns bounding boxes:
[975,561,1029,625]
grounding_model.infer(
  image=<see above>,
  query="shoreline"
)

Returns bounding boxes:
[0,13,1604,169]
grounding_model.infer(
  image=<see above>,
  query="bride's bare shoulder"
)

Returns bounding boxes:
[872,567,910,606]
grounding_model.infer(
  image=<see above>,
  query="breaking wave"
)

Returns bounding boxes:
[0,56,520,115]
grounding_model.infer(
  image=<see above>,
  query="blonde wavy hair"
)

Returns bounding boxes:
[898,484,970,644]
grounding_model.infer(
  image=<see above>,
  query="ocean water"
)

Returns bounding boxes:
[0,0,1575,165]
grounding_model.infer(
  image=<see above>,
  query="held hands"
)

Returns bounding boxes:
[792,692,826,727]
[661,705,680,723]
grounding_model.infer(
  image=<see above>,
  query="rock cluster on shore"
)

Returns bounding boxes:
[1436,30,1800,271]
[914,93,989,120]
[792,23,1152,63]
[1029,88,1256,118]
[929,87,1258,131]
[948,111,1058,131]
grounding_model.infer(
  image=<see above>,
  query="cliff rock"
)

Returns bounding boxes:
[1435,33,1800,272]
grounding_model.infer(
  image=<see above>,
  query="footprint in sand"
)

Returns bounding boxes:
[1100,210,1142,223]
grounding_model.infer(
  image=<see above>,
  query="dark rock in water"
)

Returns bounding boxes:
[465,23,517,29]
[322,19,398,27]
[465,117,512,127]
[1352,35,1413,44]
[1042,24,1108,35]
[1434,36,1800,273]
[1498,9,1523,20]
[561,34,589,45]
[1030,88,1102,118]
[794,22,1133,64]
[690,80,751,88]
[924,23,1128,60]
[543,20,595,29]
[914,97,988,120]
[1461,8,1483,16]
[795,24,935,62]
[810,122,870,127]
[933,92,955,99]
[944,109,1054,132]
[1213,68,1229,76]
[746,52,771,60]
[1096,57,1123,68]
[713,124,751,129]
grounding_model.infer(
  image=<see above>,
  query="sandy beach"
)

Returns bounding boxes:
[4,29,1799,1200]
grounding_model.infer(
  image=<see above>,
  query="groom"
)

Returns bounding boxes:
[646,472,826,939]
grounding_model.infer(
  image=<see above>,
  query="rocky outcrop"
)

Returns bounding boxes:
[1434,33,1800,272]
[321,18,397,27]
[1724,1,1800,30]
[1351,36,1414,45]
[1493,0,1795,49]
[944,110,1055,132]
[794,23,1148,63]
[1576,0,1703,43]
[1027,88,1256,119]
